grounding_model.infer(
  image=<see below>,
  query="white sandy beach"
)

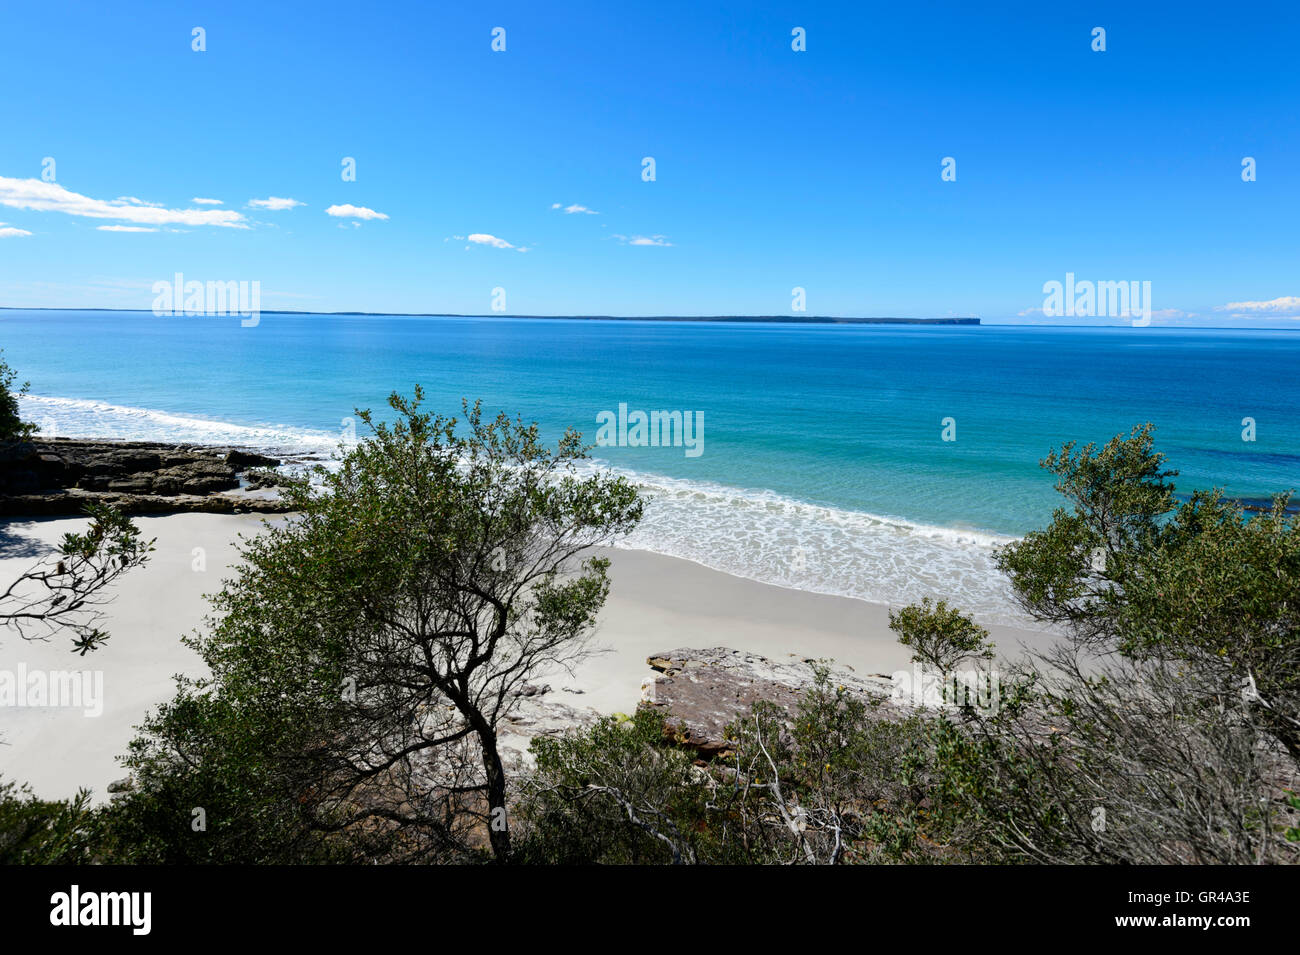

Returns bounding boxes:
[0,512,1053,800]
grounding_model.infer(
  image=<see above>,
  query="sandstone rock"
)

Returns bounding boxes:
[244,469,292,490]
[0,488,292,516]
[106,477,155,494]
[0,438,300,515]
[639,647,896,759]
[225,449,281,469]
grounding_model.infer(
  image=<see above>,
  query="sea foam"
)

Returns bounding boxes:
[587,464,1036,627]
[19,394,1040,627]
[19,394,340,456]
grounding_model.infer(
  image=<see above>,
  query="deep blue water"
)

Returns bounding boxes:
[4,311,1297,621]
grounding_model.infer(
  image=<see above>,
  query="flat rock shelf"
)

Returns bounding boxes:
[0,437,299,516]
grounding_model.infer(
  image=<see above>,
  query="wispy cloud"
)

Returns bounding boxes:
[326,203,388,221]
[1216,296,1300,317]
[551,202,599,215]
[96,225,157,233]
[0,222,32,238]
[450,233,525,251]
[191,197,223,205]
[0,177,246,228]
[468,233,513,249]
[248,196,304,211]
[612,233,672,247]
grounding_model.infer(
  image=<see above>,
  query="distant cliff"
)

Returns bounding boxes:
[300,313,982,324]
[0,308,980,325]
[495,315,983,324]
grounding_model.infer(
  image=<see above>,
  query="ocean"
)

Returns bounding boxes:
[4,310,1298,626]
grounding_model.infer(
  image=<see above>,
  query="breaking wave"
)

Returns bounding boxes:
[20,393,1038,626]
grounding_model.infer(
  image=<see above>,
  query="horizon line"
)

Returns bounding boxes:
[2,307,1299,331]
[0,306,979,324]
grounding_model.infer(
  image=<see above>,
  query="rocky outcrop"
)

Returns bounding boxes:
[498,683,603,770]
[491,649,907,766]
[0,438,296,516]
[638,647,898,758]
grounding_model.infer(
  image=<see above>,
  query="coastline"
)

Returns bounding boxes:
[6,416,1041,622]
[0,511,1052,800]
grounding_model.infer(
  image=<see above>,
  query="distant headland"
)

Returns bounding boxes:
[0,307,979,325]
[485,315,983,325]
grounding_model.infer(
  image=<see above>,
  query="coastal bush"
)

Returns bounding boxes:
[517,425,1300,865]
[888,597,993,675]
[0,778,95,864]
[717,670,948,864]
[996,423,1300,760]
[515,709,711,864]
[0,348,34,441]
[516,667,950,864]
[937,424,1300,863]
[928,652,1300,864]
[108,391,643,863]
[17,421,1296,865]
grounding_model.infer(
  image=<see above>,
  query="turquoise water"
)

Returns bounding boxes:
[3,311,1298,623]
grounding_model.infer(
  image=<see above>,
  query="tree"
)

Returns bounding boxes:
[996,423,1300,760]
[0,348,34,441]
[929,648,1299,864]
[119,391,643,862]
[925,424,1300,863]
[1,351,150,654]
[888,597,993,675]
[517,710,708,864]
[1,504,154,654]
[0,779,95,864]
[518,665,946,865]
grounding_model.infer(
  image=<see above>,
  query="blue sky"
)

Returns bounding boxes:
[0,0,1297,324]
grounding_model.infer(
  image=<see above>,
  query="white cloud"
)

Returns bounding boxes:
[97,225,157,232]
[248,196,304,211]
[0,222,32,238]
[1216,296,1300,315]
[448,233,528,252]
[326,203,388,221]
[0,176,247,228]
[552,202,599,215]
[612,233,672,247]
[468,233,513,248]
[191,197,223,205]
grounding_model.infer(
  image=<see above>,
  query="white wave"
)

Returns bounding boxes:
[19,394,340,456]
[579,464,1039,628]
[20,394,1040,627]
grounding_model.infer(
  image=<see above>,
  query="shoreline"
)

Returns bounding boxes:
[3,426,1039,621]
[0,510,1054,801]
